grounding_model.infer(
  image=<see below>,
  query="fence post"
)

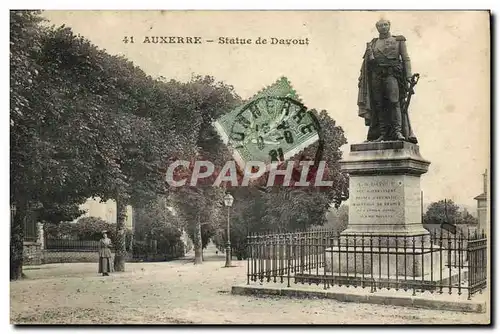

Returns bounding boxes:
[439,229,443,294]
[323,231,327,290]
[370,235,375,293]
[345,234,349,287]
[287,233,291,288]
[412,236,416,296]
[448,231,452,295]
[361,233,365,289]
[395,237,399,291]
[458,233,462,296]
[246,233,250,285]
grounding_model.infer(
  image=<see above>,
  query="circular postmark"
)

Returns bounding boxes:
[227,96,323,168]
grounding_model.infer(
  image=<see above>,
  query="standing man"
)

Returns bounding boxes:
[357,19,418,143]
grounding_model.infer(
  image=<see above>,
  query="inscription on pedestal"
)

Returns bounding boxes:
[404,176,422,224]
[341,142,429,236]
[350,176,404,225]
[349,175,423,228]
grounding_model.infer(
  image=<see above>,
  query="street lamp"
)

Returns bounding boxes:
[223,193,234,267]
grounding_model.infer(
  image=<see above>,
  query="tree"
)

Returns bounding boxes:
[167,76,242,265]
[423,199,480,236]
[10,11,181,277]
[133,196,183,243]
[457,209,478,226]
[171,186,226,264]
[423,199,463,236]
[10,11,348,278]
[319,204,349,234]
[36,24,188,272]
[260,109,349,232]
[423,199,460,227]
[221,187,268,259]
[43,221,75,240]
[210,110,349,256]
[107,113,172,271]
[74,217,118,242]
[131,196,185,259]
[35,202,86,225]
[10,10,76,280]
[43,217,133,251]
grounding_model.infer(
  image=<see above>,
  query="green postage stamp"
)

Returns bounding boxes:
[213,77,320,168]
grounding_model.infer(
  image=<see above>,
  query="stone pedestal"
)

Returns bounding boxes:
[325,141,436,278]
[341,141,430,236]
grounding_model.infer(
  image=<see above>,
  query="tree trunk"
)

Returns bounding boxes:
[114,198,127,272]
[193,215,203,265]
[10,201,26,280]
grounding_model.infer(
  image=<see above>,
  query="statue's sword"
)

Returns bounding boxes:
[402,73,420,143]
[403,73,420,115]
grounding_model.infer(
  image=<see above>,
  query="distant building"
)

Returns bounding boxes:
[474,169,488,233]
[73,197,134,230]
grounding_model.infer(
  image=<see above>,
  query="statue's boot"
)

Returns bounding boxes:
[392,102,405,141]
[408,136,418,144]
[372,118,386,142]
[395,132,405,141]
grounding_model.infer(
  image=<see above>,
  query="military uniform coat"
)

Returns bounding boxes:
[357,34,416,142]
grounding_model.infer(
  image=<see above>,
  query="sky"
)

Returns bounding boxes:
[40,10,490,208]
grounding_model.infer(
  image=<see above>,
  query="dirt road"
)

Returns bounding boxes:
[10,250,490,324]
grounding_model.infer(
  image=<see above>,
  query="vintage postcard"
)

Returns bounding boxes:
[10,10,490,325]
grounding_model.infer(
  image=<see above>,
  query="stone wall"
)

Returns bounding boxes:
[42,251,116,264]
[23,242,42,265]
[41,251,184,264]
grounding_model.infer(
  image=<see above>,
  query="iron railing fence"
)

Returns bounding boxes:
[246,229,487,300]
[45,237,185,261]
[131,239,185,261]
[45,239,104,252]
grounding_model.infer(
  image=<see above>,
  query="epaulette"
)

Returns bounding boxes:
[394,35,406,41]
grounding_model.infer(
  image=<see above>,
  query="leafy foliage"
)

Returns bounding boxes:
[43,221,75,240]
[423,199,478,230]
[249,110,348,233]
[210,111,349,256]
[10,10,350,275]
[35,202,86,225]
[133,196,183,243]
[312,204,349,234]
[10,10,181,276]
[423,199,461,227]
[43,216,129,240]
[165,76,242,263]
